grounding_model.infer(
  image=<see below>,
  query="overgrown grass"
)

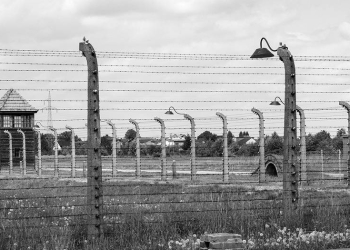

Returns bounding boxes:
[0,177,349,249]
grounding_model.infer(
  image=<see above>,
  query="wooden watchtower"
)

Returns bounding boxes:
[0,89,38,173]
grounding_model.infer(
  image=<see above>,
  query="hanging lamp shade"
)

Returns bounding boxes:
[269,100,281,105]
[165,110,174,115]
[250,48,274,58]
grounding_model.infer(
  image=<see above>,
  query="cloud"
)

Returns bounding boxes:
[339,22,350,40]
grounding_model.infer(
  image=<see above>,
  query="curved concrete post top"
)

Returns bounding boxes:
[216,112,227,122]
[251,107,264,119]
[129,119,140,130]
[154,117,165,128]
[339,101,350,111]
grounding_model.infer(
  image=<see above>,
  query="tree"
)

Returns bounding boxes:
[333,128,346,151]
[125,129,137,142]
[227,131,233,145]
[236,142,259,156]
[197,131,217,142]
[266,132,283,154]
[182,135,191,151]
[307,130,333,152]
[57,131,71,148]
[101,134,112,155]
[41,133,54,155]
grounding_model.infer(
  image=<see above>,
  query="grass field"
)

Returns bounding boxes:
[0,154,349,249]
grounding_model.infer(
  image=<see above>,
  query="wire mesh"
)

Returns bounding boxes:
[1,48,350,249]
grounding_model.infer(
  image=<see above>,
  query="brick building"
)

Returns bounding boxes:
[0,89,38,173]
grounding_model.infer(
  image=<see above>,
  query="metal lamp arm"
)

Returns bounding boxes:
[260,37,278,52]
[275,96,285,105]
[169,106,186,116]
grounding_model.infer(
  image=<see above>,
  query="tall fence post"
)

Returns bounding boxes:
[154,117,167,181]
[49,127,59,178]
[106,120,117,177]
[17,129,26,176]
[129,119,141,178]
[216,112,228,182]
[277,45,298,219]
[296,105,307,187]
[4,130,13,175]
[251,108,265,183]
[66,126,76,178]
[184,114,196,181]
[339,101,350,186]
[80,38,103,238]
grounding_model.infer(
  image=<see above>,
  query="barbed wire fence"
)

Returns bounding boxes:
[0,42,350,249]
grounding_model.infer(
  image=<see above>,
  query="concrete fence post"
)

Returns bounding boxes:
[339,101,350,186]
[129,119,141,178]
[216,112,228,182]
[49,127,59,178]
[17,129,26,176]
[154,117,167,181]
[106,120,117,177]
[80,38,103,238]
[251,108,265,183]
[4,130,13,175]
[296,105,307,186]
[66,126,76,178]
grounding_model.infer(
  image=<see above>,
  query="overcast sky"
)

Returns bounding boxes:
[1,0,350,139]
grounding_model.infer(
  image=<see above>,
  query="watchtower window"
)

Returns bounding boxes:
[3,115,13,127]
[23,116,32,127]
[14,116,22,128]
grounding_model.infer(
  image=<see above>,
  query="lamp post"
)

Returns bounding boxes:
[252,38,298,218]
[165,106,196,180]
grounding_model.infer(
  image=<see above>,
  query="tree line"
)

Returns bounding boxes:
[37,128,346,157]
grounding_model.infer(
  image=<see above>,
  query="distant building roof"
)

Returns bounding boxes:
[0,89,38,112]
[237,137,256,146]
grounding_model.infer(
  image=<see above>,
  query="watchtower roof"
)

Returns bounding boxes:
[0,89,38,112]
